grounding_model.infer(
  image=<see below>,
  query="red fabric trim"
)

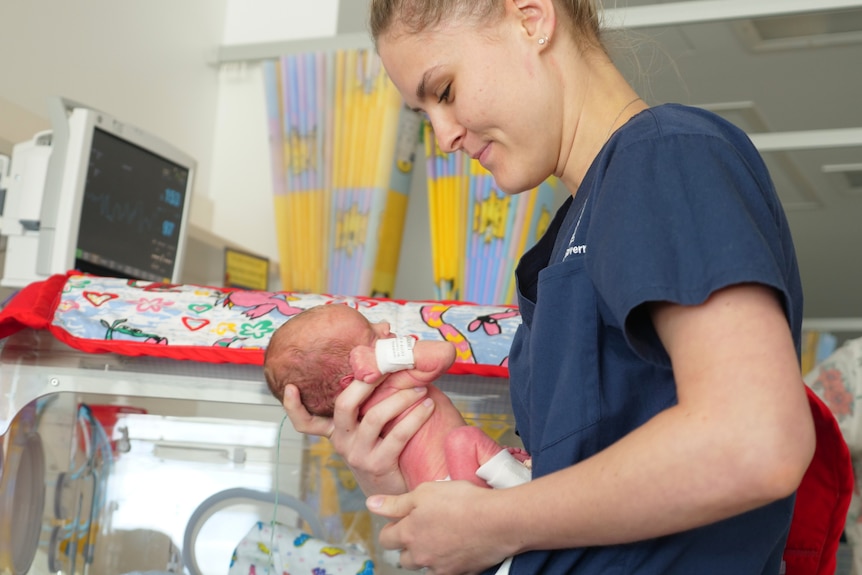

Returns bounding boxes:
[0,272,70,338]
[45,325,267,365]
[783,386,853,575]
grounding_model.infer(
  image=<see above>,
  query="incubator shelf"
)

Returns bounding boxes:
[0,328,273,436]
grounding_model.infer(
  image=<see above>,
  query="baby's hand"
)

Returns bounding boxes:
[350,345,385,384]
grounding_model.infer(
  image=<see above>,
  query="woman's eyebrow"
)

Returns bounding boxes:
[416,65,442,100]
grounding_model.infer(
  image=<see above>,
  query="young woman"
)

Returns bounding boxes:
[283,1,816,573]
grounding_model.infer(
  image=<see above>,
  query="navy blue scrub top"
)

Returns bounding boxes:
[496,104,803,575]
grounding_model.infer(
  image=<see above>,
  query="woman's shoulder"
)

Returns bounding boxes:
[623,103,752,147]
[608,103,763,170]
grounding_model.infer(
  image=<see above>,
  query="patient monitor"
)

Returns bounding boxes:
[0,97,196,287]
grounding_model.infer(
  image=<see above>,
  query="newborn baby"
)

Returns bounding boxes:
[264,304,530,490]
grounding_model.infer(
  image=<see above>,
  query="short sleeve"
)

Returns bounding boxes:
[585,133,794,365]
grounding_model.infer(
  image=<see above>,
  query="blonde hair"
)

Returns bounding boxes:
[369,0,604,49]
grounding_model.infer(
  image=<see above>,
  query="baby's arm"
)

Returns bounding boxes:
[350,338,456,387]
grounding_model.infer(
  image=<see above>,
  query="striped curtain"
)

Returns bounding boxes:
[424,125,558,304]
[262,49,422,297]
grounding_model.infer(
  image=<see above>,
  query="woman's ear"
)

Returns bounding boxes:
[510,0,557,45]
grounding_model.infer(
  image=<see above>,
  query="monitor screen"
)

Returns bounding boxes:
[35,98,195,284]
[75,128,190,282]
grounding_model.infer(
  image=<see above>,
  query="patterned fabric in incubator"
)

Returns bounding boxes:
[229,521,374,575]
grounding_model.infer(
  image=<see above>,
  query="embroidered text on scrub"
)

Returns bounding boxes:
[376,336,416,373]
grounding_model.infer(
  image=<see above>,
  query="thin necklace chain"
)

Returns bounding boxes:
[606,96,642,139]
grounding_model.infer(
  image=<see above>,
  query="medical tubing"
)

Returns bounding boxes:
[181,488,325,575]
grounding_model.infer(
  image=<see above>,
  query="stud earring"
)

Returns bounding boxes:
[538,35,549,45]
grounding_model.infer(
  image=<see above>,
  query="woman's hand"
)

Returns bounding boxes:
[369,480,513,575]
[282,379,435,495]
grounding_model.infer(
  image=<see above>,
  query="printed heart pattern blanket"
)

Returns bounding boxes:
[0,272,519,377]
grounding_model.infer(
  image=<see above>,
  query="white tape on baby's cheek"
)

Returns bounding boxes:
[375,337,416,374]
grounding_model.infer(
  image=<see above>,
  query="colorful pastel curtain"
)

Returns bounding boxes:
[262,50,422,297]
[424,126,558,305]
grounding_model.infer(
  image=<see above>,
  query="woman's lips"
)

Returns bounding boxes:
[472,142,490,166]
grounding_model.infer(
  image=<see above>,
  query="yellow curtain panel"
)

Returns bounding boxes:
[424,125,557,305]
[262,50,421,297]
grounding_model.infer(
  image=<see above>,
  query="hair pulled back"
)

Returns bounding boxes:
[369,0,603,48]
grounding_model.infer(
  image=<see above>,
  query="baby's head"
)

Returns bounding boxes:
[263,304,388,416]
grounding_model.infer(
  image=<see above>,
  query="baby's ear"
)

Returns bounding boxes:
[339,374,355,389]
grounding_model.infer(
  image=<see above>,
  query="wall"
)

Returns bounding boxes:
[222,0,338,45]
[0,0,228,232]
[0,0,343,288]
[0,98,47,156]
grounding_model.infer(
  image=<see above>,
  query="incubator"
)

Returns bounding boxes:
[0,326,305,575]
[0,296,520,575]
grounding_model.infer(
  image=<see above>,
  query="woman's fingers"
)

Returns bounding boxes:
[281,384,335,437]
[330,382,435,494]
[371,482,498,575]
[372,391,435,456]
[331,378,379,434]
[284,380,434,449]
[284,379,435,495]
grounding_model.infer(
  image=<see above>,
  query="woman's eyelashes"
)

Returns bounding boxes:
[437,84,451,103]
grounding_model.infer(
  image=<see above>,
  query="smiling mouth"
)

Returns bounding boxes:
[471,143,490,163]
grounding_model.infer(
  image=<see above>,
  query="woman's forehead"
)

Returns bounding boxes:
[378,26,461,93]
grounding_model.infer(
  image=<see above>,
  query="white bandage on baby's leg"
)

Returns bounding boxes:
[375,336,416,374]
[475,449,532,489]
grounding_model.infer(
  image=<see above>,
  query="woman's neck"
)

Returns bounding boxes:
[558,56,645,193]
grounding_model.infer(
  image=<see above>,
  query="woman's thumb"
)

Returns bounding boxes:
[366,493,410,519]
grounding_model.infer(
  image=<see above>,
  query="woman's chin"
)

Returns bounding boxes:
[494,177,538,195]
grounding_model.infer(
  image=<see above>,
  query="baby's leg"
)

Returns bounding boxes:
[444,425,506,488]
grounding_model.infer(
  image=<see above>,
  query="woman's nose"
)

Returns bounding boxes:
[430,112,465,154]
